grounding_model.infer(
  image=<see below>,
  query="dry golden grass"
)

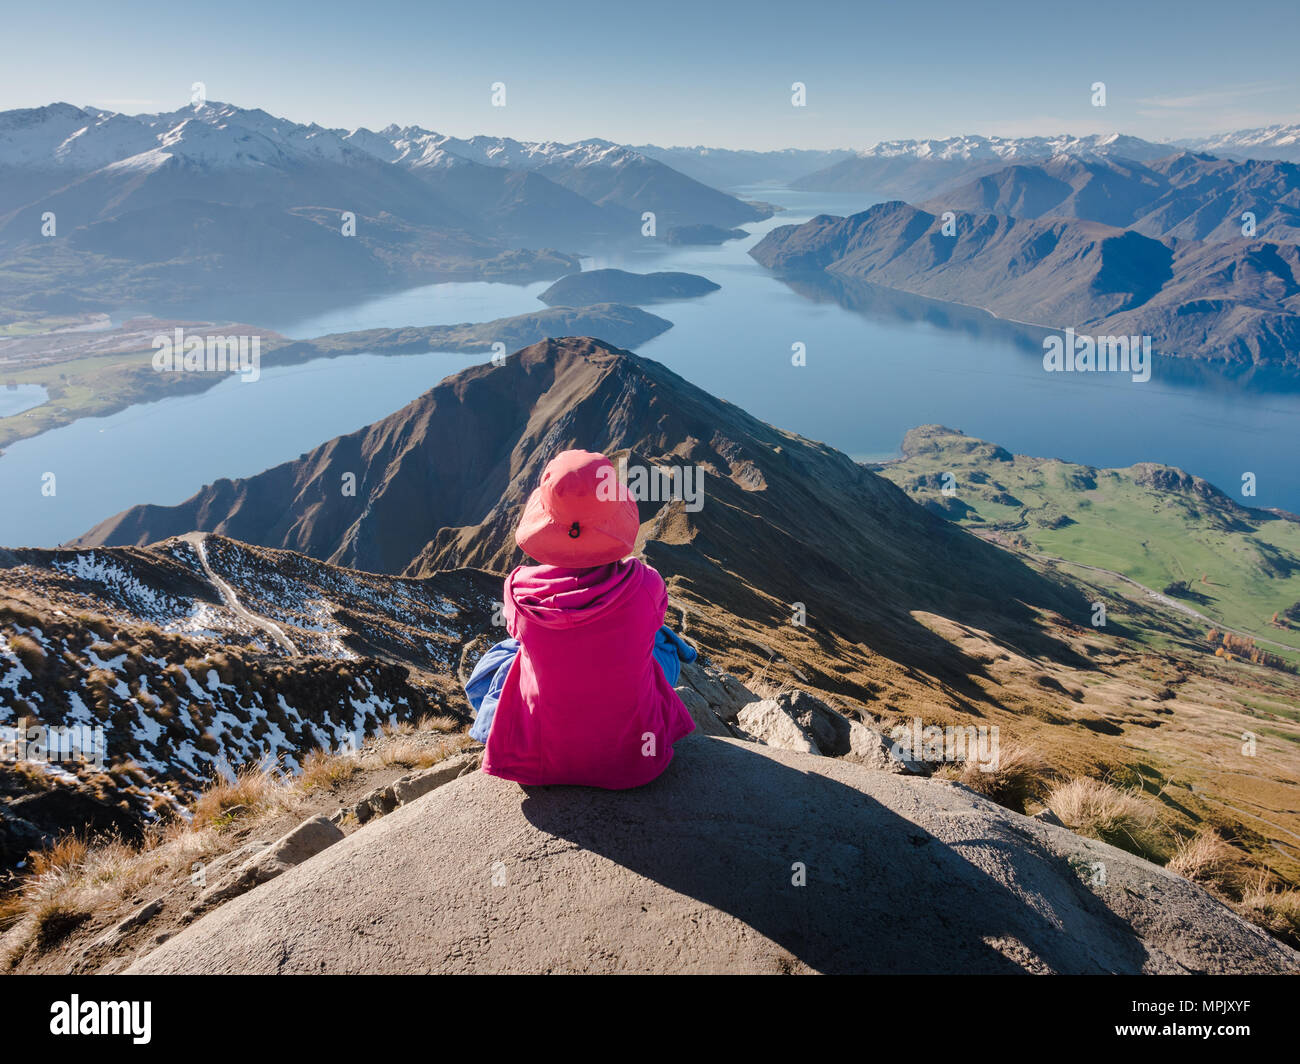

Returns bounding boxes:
[298,748,361,791]
[745,669,793,701]
[379,715,461,739]
[936,739,1051,813]
[0,825,223,968]
[374,740,429,768]
[1046,777,1169,862]
[1237,873,1300,947]
[191,762,302,829]
[1167,831,1243,887]
[26,834,89,877]
[415,714,460,733]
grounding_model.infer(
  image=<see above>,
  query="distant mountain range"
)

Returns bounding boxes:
[0,102,770,319]
[930,152,1300,244]
[1177,124,1300,164]
[752,199,1300,367]
[793,128,1300,200]
[771,138,1300,368]
[793,133,1174,200]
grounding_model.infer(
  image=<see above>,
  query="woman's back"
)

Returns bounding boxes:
[483,558,695,788]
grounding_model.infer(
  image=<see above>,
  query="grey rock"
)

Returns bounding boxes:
[673,685,733,738]
[117,897,164,933]
[355,784,397,824]
[197,840,269,884]
[128,736,1300,975]
[196,815,344,910]
[735,690,925,775]
[1033,807,1066,828]
[91,896,164,950]
[392,752,483,805]
[677,661,756,723]
[846,721,927,776]
[735,700,820,754]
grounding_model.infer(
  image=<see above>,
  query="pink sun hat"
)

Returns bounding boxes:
[515,450,640,567]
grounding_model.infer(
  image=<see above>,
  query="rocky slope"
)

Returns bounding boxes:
[124,733,1300,975]
[0,534,500,870]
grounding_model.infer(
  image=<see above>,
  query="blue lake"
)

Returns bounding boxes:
[0,384,48,419]
[2,187,1299,547]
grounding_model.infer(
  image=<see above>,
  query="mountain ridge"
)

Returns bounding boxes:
[750,201,1300,366]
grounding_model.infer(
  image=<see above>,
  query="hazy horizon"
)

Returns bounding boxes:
[3,0,1298,151]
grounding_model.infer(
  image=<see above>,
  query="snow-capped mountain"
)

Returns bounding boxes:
[0,103,156,169]
[793,128,1300,199]
[0,101,768,317]
[853,132,1170,162]
[793,132,1176,200]
[0,101,359,172]
[346,127,630,171]
[0,101,765,238]
[338,124,767,228]
[1176,124,1300,164]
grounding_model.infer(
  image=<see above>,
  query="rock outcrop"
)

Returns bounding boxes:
[127,735,1299,975]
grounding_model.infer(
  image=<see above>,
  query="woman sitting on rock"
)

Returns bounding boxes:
[464,449,697,788]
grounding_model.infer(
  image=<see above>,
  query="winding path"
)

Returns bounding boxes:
[182,532,300,656]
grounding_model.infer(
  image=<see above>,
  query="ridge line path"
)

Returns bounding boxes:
[180,532,300,656]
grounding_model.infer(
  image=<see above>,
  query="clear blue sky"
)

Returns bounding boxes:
[3,0,1297,149]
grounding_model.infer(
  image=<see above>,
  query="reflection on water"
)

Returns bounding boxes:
[778,274,1300,398]
[779,275,1048,356]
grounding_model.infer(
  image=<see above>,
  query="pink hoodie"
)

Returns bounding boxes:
[482,558,696,788]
